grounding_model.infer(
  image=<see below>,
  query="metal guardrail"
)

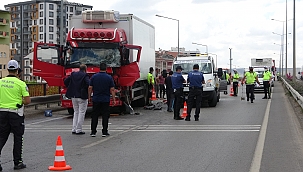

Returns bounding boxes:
[26,94,61,109]
[281,77,303,109]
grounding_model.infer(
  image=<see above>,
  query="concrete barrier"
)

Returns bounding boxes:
[281,77,303,109]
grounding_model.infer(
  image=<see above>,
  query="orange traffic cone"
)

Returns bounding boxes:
[49,136,72,171]
[151,87,157,101]
[230,87,234,96]
[181,101,187,118]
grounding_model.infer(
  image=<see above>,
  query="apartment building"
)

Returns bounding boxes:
[4,0,93,81]
[0,10,10,78]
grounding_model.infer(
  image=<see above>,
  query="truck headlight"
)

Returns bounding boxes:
[206,79,213,87]
[61,94,70,100]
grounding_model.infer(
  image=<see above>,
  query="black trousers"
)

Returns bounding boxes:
[173,89,184,118]
[246,85,255,102]
[233,82,239,96]
[148,84,153,100]
[187,88,202,119]
[91,102,110,134]
[159,84,166,98]
[166,89,174,111]
[263,81,270,98]
[0,111,25,165]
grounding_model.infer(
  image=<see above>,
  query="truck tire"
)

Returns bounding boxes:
[67,108,74,115]
[208,92,217,107]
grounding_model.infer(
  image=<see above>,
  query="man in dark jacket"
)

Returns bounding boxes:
[165,71,174,112]
[64,64,89,135]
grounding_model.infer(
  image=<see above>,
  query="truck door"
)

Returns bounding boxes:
[33,42,65,86]
[118,45,142,86]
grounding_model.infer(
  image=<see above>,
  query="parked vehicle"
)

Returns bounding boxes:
[172,53,222,107]
[33,10,155,114]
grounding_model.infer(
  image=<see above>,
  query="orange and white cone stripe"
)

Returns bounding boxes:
[49,135,72,171]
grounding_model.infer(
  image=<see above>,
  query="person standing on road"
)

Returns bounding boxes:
[262,67,272,99]
[171,66,186,120]
[185,64,205,121]
[232,69,240,96]
[158,71,166,99]
[88,63,116,137]
[147,67,155,105]
[64,64,89,135]
[155,68,160,98]
[0,60,31,170]
[241,66,260,103]
[165,71,174,112]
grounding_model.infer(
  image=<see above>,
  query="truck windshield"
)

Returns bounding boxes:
[68,48,121,67]
[173,62,212,74]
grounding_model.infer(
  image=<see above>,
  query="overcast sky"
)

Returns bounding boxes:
[1,0,303,69]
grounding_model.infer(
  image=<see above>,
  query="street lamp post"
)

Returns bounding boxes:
[293,0,296,82]
[274,43,284,74]
[155,15,179,58]
[229,48,232,73]
[192,42,208,54]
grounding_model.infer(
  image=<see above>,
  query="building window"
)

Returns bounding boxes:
[3,52,6,58]
[0,64,2,69]
[0,52,2,57]
[39,19,43,25]
[49,19,53,25]
[39,26,43,32]
[49,4,54,10]
[66,21,68,26]
[11,36,14,41]
[33,34,36,40]
[12,44,15,48]
[49,11,54,17]
[66,14,68,19]
[49,26,54,32]
[66,6,68,12]
[49,34,53,40]
[34,20,37,25]
[39,11,43,17]
[3,65,5,69]
[39,4,43,9]
[39,34,43,39]
[70,7,73,12]
[12,22,15,27]
[11,50,14,55]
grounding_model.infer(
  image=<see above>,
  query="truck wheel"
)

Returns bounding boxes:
[67,108,74,115]
[208,92,217,107]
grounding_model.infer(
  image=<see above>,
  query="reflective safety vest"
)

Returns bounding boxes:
[147,73,154,85]
[226,73,230,80]
[245,71,257,85]
[263,71,271,81]
[233,73,240,82]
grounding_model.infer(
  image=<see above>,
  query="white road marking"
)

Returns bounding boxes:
[249,88,273,172]
[134,130,260,132]
[27,116,70,125]
[82,126,141,149]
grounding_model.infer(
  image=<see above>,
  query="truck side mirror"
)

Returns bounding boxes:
[217,68,223,78]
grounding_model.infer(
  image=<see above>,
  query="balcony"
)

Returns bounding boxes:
[23,30,31,34]
[0,31,9,38]
[23,15,31,20]
[16,44,21,48]
[28,7,37,12]
[0,18,9,26]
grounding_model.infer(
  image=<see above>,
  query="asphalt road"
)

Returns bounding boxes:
[1,82,303,172]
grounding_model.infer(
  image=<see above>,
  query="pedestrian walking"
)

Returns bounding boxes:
[185,64,205,121]
[262,67,272,99]
[88,63,116,137]
[232,69,240,96]
[165,71,174,112]
[155,68,160,98]
[159,71,166,99]
[64,64,89,135]
[0,60,31,170]
[171,66,186,120]
[241,66,260,103]
[147,67,155,105]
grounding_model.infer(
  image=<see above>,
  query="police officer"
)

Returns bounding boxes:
[185,64,205,121]
[241,66,260,103]
[147,67,155,105]
[232,69,240,96]
[262,67,272,99]
[171,66,185,120]
[0,60,30,170]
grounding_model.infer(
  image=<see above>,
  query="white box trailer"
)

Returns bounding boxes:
[251,58,273,67]
[69,12,155,81]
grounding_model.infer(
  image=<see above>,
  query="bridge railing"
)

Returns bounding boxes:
[281,77,303,109]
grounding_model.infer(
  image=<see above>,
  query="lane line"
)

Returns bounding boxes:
[27,116,70,125]
[134,130,260,132]
[81,125,141,149]
[249,88,273,172]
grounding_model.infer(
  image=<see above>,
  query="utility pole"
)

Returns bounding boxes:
[229,48,232,72]
[60,0,64,46]
[293,0,296,82]
[285,0,288,75]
